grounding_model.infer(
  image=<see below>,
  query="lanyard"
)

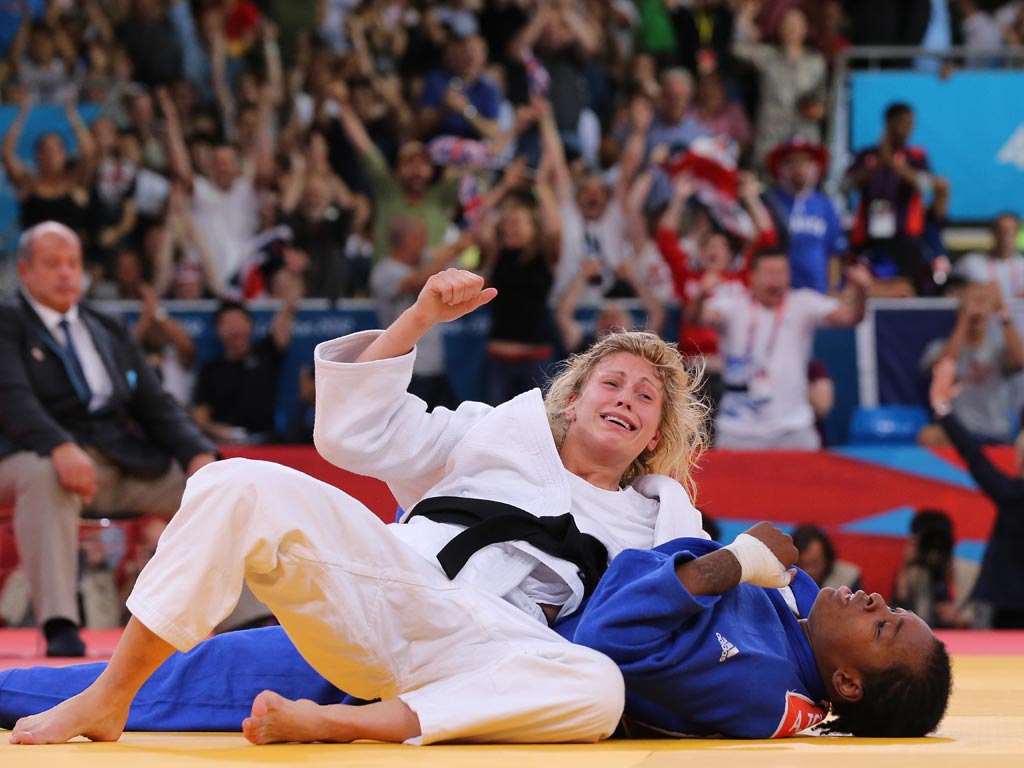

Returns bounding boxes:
[988,259,1021,294]
[745,297,786,364]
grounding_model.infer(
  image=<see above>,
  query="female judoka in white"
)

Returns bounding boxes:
[12,268,721,746]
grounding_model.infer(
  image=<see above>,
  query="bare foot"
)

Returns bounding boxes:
[10,690,129,745]
[242,690,351,745]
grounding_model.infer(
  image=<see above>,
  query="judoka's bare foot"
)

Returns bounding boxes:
[9,690,129,745]
[242,691,421,745]
[242,690,345,744]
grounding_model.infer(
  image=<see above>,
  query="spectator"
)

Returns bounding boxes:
[953,213,1024,303]
[666,0,735,76]
[87,118,140,271]
[919,283,1024,447]
[656,172,777,421]
[508,0,602,160]
[698,249,872,449]
[5,6,77,103]
[548,94,647,306]
[2,89,95,250]
[643,68,708,154]
[133,284,197,408]
[892,509,978,629]
[161,85,275,290]
[930,356,1024,628]
[792,524,862,592]
[843,102,940,295]
[0,222,217,657]
[149,184,221,298]
[281,364,316,445]
[115,0,184,87]
[477,160,561,405]
[370,220,473,410]
[734,6,827,166]
[334,79,459,260]
[554,256,666,357]
[957,0,1003,66]
[808,358,835,445]
[764,136,847,294]
[191,289,299,445]
[689,70,753,158]
[416,33,501,142]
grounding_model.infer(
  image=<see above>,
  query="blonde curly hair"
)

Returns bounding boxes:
[544,330,709,498]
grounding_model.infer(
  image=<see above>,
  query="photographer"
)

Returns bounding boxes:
[892,509,977,629]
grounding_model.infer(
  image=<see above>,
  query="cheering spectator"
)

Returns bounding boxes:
[764,136,847,294]
[919,283,1024,447]
[477,158,561,405]
[133,284,197,408]
[191,288,299,444]
[5,3,77,103]
[334,79,459,260]
[548,94,647,306]
[953,213,1024,303]
[644,68,708,154]
[416,33,501,141]
[2,88,95,251]
[161,85,275,289]
[734,5,827,167]
[115,0,184,87]
[699,249,872,449]
[690,71,753,158]
[656,172,777,422]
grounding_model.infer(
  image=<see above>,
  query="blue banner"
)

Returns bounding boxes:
[850,71,1024,221]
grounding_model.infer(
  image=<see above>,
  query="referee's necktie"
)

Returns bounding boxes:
[58,317,93,404]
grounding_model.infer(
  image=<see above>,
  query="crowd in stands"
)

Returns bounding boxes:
[3,1,1024,638]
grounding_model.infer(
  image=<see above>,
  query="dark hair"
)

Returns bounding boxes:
[885,102,913,122]
[750,245,789,268]
[214,299,251,324]
[792,524,836,580]
[820,638,952,737]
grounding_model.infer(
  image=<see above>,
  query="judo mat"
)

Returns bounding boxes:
[1,629,1023,768]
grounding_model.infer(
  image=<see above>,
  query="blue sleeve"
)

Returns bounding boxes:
[474,80,501,119]
[420,71,448,109]
[574,544,719,670]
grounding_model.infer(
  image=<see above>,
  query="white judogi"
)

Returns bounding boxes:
[127,330,706,744]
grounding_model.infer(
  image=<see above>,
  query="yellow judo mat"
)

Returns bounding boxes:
[1,655,1021,768]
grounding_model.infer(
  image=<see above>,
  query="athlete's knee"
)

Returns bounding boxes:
[558,647,625,741]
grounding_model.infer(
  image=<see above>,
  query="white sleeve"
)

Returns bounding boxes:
[313,331,492,499]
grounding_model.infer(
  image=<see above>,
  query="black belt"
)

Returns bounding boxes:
[405,496,609,598]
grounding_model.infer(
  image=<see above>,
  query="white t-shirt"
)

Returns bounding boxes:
[551,197,629,304]
[954,252,1024,303]
[710,285,838,441]
[191,175,260,286]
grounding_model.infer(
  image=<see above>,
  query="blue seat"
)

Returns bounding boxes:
[847,405,930,446]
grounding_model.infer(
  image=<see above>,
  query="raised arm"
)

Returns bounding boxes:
[1,89,32,194]
[614,95,653,205]
[825,263,872,327]
[156,87,194,189]
[537,97,573,203]
[65,92,97,188]
[930,357,1024,504]
[994,288,1024,373]
[250,85,278,188]
[356,269,497,363]
[554,256,602,352]
[331,80,376,158]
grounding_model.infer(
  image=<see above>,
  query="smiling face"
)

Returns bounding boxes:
[562,352,664,478]
[806,587,935,703]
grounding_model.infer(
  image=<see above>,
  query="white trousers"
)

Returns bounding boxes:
[126,459,624,744]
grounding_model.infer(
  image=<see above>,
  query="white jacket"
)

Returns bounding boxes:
[314,330,708,618]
